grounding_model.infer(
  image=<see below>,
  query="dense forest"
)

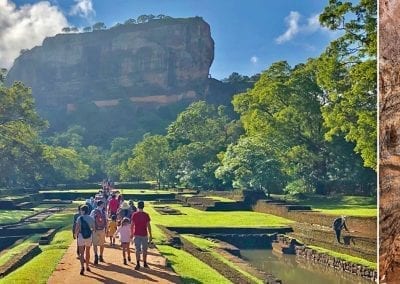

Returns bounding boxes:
[0,0,376,195]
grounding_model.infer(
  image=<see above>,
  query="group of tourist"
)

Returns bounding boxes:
[72,183,152,276]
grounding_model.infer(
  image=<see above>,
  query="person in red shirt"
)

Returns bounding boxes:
[131,201,152,270]
[108,194,119,217]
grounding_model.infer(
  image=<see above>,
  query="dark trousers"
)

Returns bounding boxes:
[335,229,341,243]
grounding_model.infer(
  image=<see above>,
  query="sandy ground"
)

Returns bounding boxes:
[48,240,181,284]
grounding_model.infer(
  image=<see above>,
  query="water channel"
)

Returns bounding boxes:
[240,249,372,284]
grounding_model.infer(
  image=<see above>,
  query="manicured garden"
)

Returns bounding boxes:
[146,203,293,228]
[273,194,377,217]
[0,210,35,225]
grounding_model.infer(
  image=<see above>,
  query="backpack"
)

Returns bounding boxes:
[80,217,92,239]
[94,209,106,230]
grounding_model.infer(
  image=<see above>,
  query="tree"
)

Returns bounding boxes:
[80,145,106,181]
[40,145,90,183]
[105,137,133,180]
[124,18,136,25]
[166,101,242,188]
[83,26,92,32]
[157,14,166,19]
[92,22,106,31]
[71,26,79,32]
[122,135,170,189]
[62,27,71,33]
[232,59,375,194]
[216,137,286,195]
[48,125,85,148]
[137,15,149,23]
[0,68,7,86]
[317,0,377,169]
[0,82,47,186]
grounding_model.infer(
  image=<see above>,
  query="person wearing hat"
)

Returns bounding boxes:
[118,201,132,220]
[332,216,349,244]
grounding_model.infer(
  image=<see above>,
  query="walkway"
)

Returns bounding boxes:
[48,241,181,283]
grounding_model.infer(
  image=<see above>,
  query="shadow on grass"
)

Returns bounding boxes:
[181,277,203,284]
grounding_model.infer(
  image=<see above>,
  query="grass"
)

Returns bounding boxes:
[0,228,73,284]
[0,235,41,267]
[308,245,377,270]
[147,204,293,228]
[20,212,74,229]
[273,194,377,217]
[157,245,232,284]
[207,196,236,202]
[39,189,170,194]
[0,210,35,225]
[181,235,263,284]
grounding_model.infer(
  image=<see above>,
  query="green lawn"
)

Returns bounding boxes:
[20,212,74,229]
[181,235,263,284]
[0,228,73,284]
[147,204,293,227]
[157,245,231,284]
[0,235,41,267]
[39,189,170,194]
[0,210,34,225]
[272,195,377,217]
[208,196,236,202]
[308,245,376,269]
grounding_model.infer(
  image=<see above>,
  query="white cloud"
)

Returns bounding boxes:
[250,56,258,64]
[275,12,332,44]
[69,0,95,19]
[0,0,68,69]
[275,11,300,44]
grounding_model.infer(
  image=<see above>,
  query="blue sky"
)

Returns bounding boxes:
[5,0,339,79]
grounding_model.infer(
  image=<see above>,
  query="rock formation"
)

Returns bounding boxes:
[379,0,400,280]
[5,17,237,144]
[7,17,214,107]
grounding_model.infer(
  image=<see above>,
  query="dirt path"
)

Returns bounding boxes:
[48,241,181,284]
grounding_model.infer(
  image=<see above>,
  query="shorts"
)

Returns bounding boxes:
[92,229,106,246]
[134,236,148,252]
[77,233,92,247]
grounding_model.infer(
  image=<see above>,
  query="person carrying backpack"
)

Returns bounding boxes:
[91,200,107,265]
[74,205,95,275]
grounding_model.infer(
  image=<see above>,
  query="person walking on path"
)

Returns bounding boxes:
[115,217,132,265]
[131,201,152,270]
[108,194,119,217]
[74,205,95,275]
[91,200,107,265]
[129,200,137,214]
[72,204,82,258]
[119,201,132,220]
[333,215,349,244]
[107,214,118,246]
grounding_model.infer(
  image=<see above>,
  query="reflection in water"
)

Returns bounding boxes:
[240,249,372,284]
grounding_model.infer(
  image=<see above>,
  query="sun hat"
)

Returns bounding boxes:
[120,201,129,210]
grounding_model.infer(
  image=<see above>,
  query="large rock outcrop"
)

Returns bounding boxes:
[7,17,214,108]
[379,0,400,281]
[5,17,228,144]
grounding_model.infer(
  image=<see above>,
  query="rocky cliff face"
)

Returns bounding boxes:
[379,0,400,280]
[5,17,222,144]
[7,17,214,109]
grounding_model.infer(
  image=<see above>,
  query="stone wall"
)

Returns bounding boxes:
[295,246,376,282]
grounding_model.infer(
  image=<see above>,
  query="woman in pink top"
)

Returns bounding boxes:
[114,217,131,265]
